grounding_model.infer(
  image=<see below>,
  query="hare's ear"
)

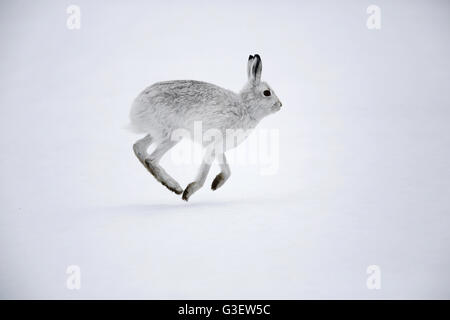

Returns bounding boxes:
[247,55,254,79]
[249,54,262,84]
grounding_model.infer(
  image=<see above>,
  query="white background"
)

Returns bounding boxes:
[0,0,449,298]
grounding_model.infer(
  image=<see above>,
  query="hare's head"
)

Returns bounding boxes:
[240,54,282,119]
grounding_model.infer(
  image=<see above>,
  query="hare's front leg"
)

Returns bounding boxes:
[133,135,183,195]
[182,148,215,201]
[211,153,230,190]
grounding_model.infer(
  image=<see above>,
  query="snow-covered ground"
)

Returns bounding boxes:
[1,0,449,299]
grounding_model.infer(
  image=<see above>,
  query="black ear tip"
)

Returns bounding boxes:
[254,54,261,60]
[248,55,254,60]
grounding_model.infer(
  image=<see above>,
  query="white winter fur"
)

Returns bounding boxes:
[129,54,282,201]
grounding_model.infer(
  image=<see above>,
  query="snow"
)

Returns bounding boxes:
[0,0,449,299]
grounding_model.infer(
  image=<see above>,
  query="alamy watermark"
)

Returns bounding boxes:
[366,265,381,290]
[168,121,279,175]
[66,5,81,30]
[366,5,381,30]
[66,265,81,290]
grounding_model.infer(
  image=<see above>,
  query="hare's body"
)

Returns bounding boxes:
[130,80,258,145]
[129,55,282,201]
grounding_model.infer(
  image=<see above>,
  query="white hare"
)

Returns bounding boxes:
[129,54,282,201]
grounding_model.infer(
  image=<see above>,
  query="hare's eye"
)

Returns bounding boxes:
[263,90,271,97]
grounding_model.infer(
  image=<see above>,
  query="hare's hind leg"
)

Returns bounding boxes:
[211,153,230,190]
[133,135,183,195]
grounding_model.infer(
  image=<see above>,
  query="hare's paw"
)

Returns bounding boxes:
[158,173,183,194]
[211,173,227,191]
[144,158,183,195]
[163,181,183,195]
[182,182,200,201]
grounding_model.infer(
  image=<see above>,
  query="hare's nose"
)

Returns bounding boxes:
[278,102,282,107]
